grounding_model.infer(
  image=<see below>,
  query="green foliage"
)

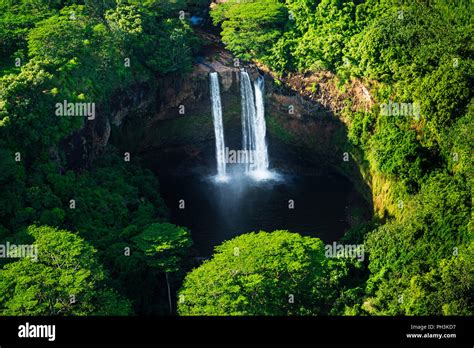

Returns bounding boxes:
[133,222,192,273]
[0,3,194,306]
[0,145,173,314]
[369,120,427,191]
[28,6,90,65]
[0,61,81,154]
[347,111,375,148]
[0,0,472,318]
[0,0,55,66]
[0,0,201,316]
[414,59,472,146]
[105,3,199,75]
[132,222,192,314]
[0,225,132,315]
[293,0,358,71]
[402,242,473,316]
[442,101,474,181]
[105,3,143,35]
[364,172,472,315]
[209,0,473,316]
[0,1,199,158]
[215,0,288,63]
[178,230,363,315]
[266,30,298,74]
[0,149,26,233]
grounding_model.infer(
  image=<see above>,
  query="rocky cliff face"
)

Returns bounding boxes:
[60,81,155,169]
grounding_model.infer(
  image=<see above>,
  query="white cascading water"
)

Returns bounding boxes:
[253,76,269,172]
[240,71,271,180]
[210,72,228,181]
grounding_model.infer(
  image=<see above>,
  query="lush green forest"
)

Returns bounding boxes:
[0,0,472,316]
[0,0,199,315]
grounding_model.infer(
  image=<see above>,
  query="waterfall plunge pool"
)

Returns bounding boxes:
[157,165,368,257]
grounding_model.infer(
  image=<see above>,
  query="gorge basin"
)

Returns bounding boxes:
[136,71,370,257]
[158,166,361,257]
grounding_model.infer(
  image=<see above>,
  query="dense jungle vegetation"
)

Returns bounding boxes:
[0,0,472,316]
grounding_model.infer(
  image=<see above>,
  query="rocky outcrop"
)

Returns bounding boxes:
[61,82,155,169]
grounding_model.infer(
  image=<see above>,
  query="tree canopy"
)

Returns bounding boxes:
[178,230,363,315]
[0,225,132,315]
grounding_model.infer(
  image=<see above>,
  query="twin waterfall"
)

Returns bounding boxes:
[210,71,272,182]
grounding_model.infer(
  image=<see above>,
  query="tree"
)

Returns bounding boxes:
[364,172,472,315]
[369,119,427,192]
[177,230,356,316]
[215,0,287,63]
[0,0,197,316]
[0,0,55,63]
[0,225,132,315]
[133,223,192,314]
[291,0,357,71]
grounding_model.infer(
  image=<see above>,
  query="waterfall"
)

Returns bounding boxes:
[210,72,228,181]
[240,71,271,180]
[253,76,269,172]
[240,71,256,172]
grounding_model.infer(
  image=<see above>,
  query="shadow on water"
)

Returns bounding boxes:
[159,166,362,257]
